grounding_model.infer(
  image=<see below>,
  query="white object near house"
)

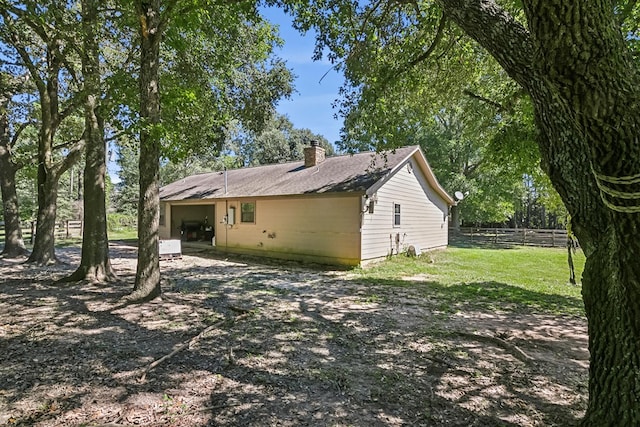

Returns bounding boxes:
[159,239,182,259]
[158,144,454,266]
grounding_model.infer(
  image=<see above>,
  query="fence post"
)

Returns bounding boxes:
[30,221,35,244]
[552,229,555,247]
[522,228,527,245]
[66,220,70,238]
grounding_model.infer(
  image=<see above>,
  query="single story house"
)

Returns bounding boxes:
[159,143,454,266]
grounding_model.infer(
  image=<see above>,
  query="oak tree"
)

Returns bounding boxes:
[1,1,85,265]
[126,1,294,301]
[0,72,32,258]
[284,0,640,423]
[63,0,116,282]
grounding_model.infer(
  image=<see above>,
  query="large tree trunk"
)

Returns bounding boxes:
[529,84,640,425]
[127,0,162,301]
[62,0,116,283]
[0,101,27,258]
[27,168,60,265]
[527,3,640,423]
[450,204,461,232]
[0,158,26,258]
[438,0,640,423]
[527,4,640,423]
[23,40,83,265]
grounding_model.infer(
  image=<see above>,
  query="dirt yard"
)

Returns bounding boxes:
[0,242,588,426]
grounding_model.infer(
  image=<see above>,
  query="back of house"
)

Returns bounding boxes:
[159,144,453,266]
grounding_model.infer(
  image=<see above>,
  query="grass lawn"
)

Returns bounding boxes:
[108,228,138,241]
[354,244,586,316]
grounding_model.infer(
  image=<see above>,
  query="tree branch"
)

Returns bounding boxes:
[0,11,47,95]
[57,93,84,124]
[159,0,180,34]
[463,89,506,112]
[360,0,387,42]
[408,13,447,68]
[53,133,86,177]
[139,310,251,382]
[453,330,535,364]
[105,129,129,143]
[52,135,84,152]
[9,120,35,148]
[619,0,638,24]
[437,0,534,90]
[3,3,51,43]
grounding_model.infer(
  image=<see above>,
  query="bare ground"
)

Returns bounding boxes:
[0,243,588,426]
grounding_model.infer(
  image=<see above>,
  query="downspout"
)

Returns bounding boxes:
[225,199,228,249]
[359,194,366,263]
[224,167,228,249]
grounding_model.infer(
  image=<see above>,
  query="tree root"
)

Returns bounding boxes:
[56,264,119,284]
[453,331,535,364]
[139,310,251,382]
[121,286,162,304]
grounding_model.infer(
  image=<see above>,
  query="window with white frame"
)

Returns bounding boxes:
[241,202,256,223]
[393,203,401,226]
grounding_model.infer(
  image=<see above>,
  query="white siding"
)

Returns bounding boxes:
[361,158,449,260]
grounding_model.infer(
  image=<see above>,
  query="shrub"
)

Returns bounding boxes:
[107,213,137,232]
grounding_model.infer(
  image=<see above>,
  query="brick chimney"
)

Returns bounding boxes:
[303,140,326,167]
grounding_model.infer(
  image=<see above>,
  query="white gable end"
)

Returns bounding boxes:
[360,156,449,261]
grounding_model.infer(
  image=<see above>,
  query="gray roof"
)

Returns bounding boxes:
[160,145,453,204]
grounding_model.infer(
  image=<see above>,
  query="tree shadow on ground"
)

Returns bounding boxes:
[357,276,584,316]
[0,248,586,426]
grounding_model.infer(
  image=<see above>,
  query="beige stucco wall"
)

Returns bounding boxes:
[360,157,449,261]
[161,194,362,265]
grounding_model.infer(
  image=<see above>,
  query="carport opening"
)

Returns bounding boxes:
[170,204,215,244]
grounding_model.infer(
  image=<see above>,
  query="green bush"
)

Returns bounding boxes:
[107,213,137,232]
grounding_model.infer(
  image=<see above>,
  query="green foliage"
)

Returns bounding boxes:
[106,212,137,233]
[105,1,295,164]
[233,113,334,166]
[281,0,562,226]
[112,139,139,215]
[158,114,335,184]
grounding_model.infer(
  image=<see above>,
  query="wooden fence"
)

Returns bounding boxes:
[0,220,83,243]
[453,227,570,248]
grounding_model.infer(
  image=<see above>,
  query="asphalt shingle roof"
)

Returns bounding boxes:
[160,145,432,201]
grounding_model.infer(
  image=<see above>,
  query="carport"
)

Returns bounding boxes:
[168,203,215,243]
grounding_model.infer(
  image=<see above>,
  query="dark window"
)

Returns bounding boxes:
[394,203,401,226]
[241,202,255,223]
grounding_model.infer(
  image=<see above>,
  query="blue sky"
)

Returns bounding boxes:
[261,6,345,145]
